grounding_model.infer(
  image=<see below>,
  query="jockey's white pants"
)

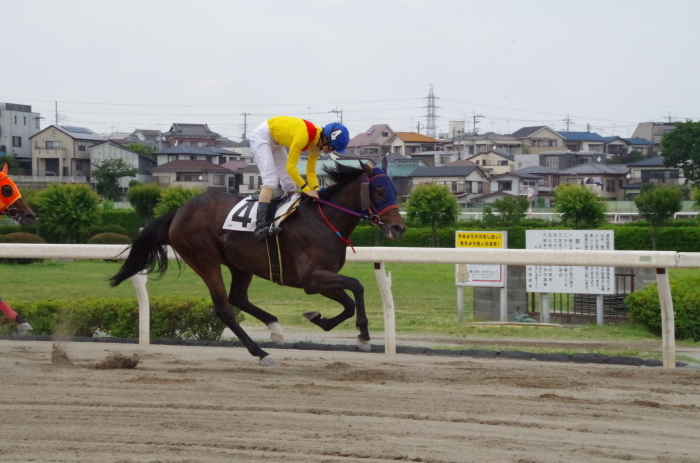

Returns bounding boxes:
[250,121,297,194]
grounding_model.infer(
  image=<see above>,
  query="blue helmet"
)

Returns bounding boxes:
[322,123,350,153]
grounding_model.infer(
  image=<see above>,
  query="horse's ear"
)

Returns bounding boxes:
[360,161,373,176]
[1,164,7,175]
[382,156,388,172]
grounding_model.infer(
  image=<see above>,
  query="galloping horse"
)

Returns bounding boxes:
[111,160,406,365]
[0,163,37,331]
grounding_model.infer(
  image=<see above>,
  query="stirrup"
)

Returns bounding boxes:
[255,224,281,240]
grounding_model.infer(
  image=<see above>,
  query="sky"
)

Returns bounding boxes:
[2,0,699,141]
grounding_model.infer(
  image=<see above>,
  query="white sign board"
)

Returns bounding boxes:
[455,231,506,287]
[526,230,614,294]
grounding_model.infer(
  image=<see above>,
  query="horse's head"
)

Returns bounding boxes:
[0,164,36,226]
[360,159,406,239]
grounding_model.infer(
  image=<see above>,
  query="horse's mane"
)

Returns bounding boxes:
[318,162,365,200]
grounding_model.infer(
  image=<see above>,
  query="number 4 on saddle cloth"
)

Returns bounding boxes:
[223,193,302,233]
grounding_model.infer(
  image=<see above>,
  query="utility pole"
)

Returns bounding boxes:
[241,113,250,140]
[55,101,58,125]
[562,113,574,131]
[329,107,343,124]
[417,121,421,134]
[472,111,484,134]
[664,112,673,122]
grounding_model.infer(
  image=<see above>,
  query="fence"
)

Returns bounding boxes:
[0,244,698,368]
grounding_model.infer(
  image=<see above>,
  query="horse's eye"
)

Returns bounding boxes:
[1,185,13,198]
[374,186,387,197]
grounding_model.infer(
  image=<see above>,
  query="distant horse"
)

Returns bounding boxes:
[0,163,36,331]
[111,161,406,365]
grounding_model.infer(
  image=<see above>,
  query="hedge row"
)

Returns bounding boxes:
[0,296,242,340]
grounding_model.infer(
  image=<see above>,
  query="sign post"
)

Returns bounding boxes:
[455,231,508,322]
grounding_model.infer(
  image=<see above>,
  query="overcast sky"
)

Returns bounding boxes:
[2,0,698,140]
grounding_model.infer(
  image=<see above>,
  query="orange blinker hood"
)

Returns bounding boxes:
[0,164,22,212]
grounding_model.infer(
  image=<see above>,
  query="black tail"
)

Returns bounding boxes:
[110,211,177,287]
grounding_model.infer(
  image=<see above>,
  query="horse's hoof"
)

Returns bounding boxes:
[268,322,284,345]
[357,337,371,352]
[260,356,277,366]
[303,311,320,321]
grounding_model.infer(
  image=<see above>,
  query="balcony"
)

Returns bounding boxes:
[13,175,87,184]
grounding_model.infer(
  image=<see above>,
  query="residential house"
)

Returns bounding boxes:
[409,150,458,167]
[346,124,395,157]
[408,165,488,202]
[621,156,683,199]
[0,102,42,171]
[220,160,247,193]
[624,138,652,153]
[513,154,540,170]
[467,191,520,207]
[389,132,439,156]
[465,150,514,176]
[510,126,565,155]
[238,163,261,195]
[155,145,225,166]
[376,153,426,196]
[557,131,607,152]
[151,160,231,190]
[539,150,607,170]
[162,123,220,148]
[486,171,542,199]
[555,163,629,201]
[90,141,157,188]
[600,136,632,155]
[30,125,107,178]
[511,166,559,201]
[631,122,676,154]
[444,131,522,156]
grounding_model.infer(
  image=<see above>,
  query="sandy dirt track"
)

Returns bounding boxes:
[1,340,699,463]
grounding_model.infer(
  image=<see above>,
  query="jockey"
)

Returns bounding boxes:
[0,298,32,331]
[250,116,350,240]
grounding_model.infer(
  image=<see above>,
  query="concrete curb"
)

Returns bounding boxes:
[0,334,691,368]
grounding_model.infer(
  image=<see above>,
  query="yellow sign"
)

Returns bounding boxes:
[455,231,504,248]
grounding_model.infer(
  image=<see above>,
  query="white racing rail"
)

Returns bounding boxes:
[1,244,698,368]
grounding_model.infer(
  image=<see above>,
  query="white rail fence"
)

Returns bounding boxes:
[1,244,698,369]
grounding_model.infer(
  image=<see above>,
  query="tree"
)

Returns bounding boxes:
[127,184,162,224]
[91,159,138,201]
[35,183,100,243]
[553,183,607,229]
[661,120,700,186]
[0,154,26,175]
[482,196,529,227]
[605,149,645,165]
[634,184,683,249]
[154,185,203,217]
[406,184,459,245]
[126,143,157,160]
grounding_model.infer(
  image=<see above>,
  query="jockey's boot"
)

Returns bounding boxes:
[254,202,281,241]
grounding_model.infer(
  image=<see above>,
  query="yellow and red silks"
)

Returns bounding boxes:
[0,164,22,212]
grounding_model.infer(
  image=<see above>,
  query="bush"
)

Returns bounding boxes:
[86,233,132,245]
[0,232,46,264]
[87,224,128,238]
[100,209,143,237]
[626,276,700,341]
[0,297,241,340]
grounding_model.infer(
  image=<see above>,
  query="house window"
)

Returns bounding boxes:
[46,141,60,149]
[498,181,512,191]
[605,179,616,192]
[498,160,508,166]
[206,156,213,163]
[23,116,27,125]
[36,118,40,129]
[545,157,559,169]
[394,147,402,155]
[381,132,388,137]
[190,155,196,160]
[12,136,21,147]
[477,182,483,194]
[78,141,86,151]
[248,176,254,189]
[213,175,225,186]
[14,116,17,124]
[76,162,83,171]
[258,176,262,188]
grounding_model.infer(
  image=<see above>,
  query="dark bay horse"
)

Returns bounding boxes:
[0,164,37,331]
[111,161,406,365]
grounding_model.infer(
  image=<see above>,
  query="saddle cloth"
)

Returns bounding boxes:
[222,193,302,232]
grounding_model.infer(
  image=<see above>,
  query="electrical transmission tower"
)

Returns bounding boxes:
[424,84,439,138]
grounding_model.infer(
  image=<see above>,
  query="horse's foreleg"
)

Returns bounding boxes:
[186,260,275,365]
[227,267,284,345]
[302,270,370,351]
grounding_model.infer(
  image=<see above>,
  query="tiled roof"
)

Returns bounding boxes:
[152,160,231,172]
[557,131,605,141]
[627,156,666,167]
[620,182,644,190]
[513,165,559,175]
[163,123,220,138]
[510,126,547,138]
[155,145,222,155]
[624,138,652,145]
[444,159,477,167]
[468,192,519,201]
[409,165,479,177]
[347,124,393,148]
[558,163,629,175]
[395,132,438,143]
[489,171,542,180]
[33,125,107,142]
[219,160,248,171]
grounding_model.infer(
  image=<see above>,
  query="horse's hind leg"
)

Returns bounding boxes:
[226,266,284,345]
[185,258,275,365]
[302,269,371,352]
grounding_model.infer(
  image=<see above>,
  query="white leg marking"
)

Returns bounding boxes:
[268,322,284,345]
[260,356,277,366]
[357,337,371,352]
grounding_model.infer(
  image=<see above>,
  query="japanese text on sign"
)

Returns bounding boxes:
[525,230,614,294]
[456,232,503,248]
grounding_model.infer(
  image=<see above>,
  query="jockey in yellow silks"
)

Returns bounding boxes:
[250,116,350,240]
